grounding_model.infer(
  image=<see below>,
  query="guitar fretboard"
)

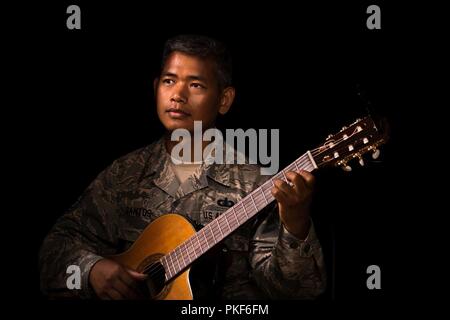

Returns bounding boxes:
[161,151,317,282]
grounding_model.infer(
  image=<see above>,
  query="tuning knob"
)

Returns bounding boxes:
[342,164,352,172]
[372,148,380,159]
[358,156,365,166]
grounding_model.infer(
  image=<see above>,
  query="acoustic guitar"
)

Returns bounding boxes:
[109,116,388,299]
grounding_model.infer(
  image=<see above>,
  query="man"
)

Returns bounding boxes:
[39,34,326,299]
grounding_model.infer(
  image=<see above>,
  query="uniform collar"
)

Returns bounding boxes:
[149,136,234,198]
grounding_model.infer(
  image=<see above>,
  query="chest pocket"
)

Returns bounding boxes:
[199,193,242,227]
[116,186,171,252]
[118,186,171,223]
[200,202,228,226]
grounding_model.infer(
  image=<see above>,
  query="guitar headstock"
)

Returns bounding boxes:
[312,116,389,171]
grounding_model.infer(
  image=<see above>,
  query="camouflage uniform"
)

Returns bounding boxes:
[39,137,326,299]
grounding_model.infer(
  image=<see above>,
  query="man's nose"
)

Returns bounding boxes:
[171,83,188,104]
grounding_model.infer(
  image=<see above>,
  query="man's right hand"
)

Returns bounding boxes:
[89,258,148,300]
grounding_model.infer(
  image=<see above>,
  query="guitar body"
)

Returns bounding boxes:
[110,214,196,300]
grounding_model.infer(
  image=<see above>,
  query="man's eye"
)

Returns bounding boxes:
[163,79,174,85]
[191,83,205,89]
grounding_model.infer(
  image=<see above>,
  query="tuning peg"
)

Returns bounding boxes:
[358,156,365,166]
[372,148,380,159]
[341,164,352,172]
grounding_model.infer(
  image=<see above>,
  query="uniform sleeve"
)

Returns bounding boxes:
[249,204,327,299]
[38,161,122,299]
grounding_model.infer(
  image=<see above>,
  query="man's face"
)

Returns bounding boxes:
[156,52,223,133]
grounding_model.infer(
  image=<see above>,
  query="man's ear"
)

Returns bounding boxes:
[218,87,236,115]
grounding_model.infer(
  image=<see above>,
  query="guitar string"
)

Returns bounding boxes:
[140,125,375,278]
[142,130,373,280]
[141,180,296,280]
[141,156,314,277]
[142,158,317,278]
[141,156,316,279]
[148,132,370,281]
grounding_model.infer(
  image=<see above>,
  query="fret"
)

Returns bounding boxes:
[164,265,170,281]
[260,187,268,204]
[223,214,231,233]
[173,248,182,272]
[264,179,275,200]
[296,157,305,170]
[216,219,224,238]
[178,247,186,270]
[181,242,190,265]
[202,227,210,245]
[294,158,300,171]
[249,194,258,212]
[201,230,209,250]
[307,150,318,169]
[242,201,249,218]
[281,170,287,181]
[195,235,203,254]
[162,256,172,279]
[188,239,198,259]
[231,206,240,225]
[297,154,312,170]
[179,249,186,270]
[206,225,216,244]
[167,253,176,276]
[286,163,296,173]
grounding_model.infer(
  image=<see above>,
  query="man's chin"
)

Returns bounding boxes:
[163,119,194,133]
[161,117,215,134]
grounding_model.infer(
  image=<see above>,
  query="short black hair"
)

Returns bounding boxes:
[161,34,232,89]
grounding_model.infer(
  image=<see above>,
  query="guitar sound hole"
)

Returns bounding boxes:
[142,261,166,299]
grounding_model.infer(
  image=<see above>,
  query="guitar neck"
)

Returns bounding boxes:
[161,151,317,282]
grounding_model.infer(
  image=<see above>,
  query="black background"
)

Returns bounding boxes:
[8,0,436,313]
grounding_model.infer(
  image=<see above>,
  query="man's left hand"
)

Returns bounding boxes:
[271,170,315,240]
